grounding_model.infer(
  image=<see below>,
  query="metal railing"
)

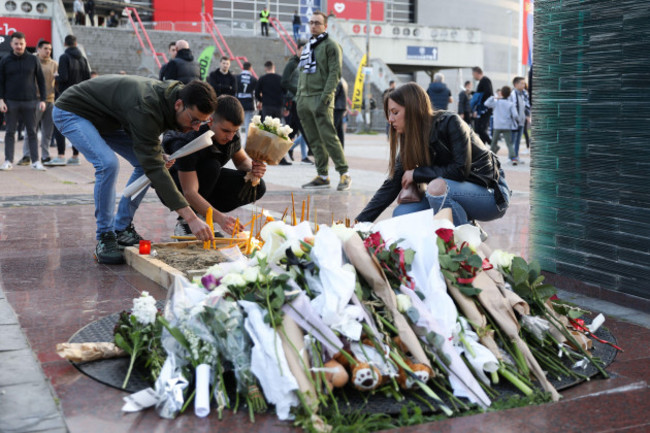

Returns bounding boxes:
[124,7,167,69]
[269,16,297,55]
[200,13,258,79]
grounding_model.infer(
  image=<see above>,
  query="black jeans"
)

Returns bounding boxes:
[4,100,38,163]
[334,108,345,148]
[166,163,267,213]
[476,112,492,145]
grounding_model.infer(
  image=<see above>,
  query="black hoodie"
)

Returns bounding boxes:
[57,46,91,93]
[162,48,200,84]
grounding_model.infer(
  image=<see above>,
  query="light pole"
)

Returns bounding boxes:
[364,0,371,132]
[506,10,513,82]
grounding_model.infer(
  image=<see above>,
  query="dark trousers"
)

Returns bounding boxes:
[333,109,346,148]
[168,164,266,213]
[3,100,39,163]
[476,113,492,145]
[261,22,269,36]
[52,125,79,156]
[261,105,283,120]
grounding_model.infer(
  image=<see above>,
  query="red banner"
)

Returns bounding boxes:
[329,1,384,21]
[153,0,213,29]
[0,17,52,50]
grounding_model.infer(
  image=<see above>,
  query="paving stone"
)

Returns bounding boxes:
[0,298,18,325]
[0,348,46,387]
[0,381,67,432]
[0,324,30,351]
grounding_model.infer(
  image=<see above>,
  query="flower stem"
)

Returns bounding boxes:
[499,366,533,396]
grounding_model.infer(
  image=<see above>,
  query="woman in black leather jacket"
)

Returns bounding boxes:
[356,82,510,225]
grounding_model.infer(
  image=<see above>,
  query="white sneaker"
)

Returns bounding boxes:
[0,160,12,171]
[31,161,47,171]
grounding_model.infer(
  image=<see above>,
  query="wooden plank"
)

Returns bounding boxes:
[124,245,187,290]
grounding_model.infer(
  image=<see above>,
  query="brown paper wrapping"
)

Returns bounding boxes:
[343,233,431,369]
[474,272,561,401]
[279,315,318,411]
[245,125,293,165]
[56,342,126,363]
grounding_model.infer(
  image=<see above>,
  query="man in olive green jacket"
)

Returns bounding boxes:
[53,75,218,264]
[296,11,351,191]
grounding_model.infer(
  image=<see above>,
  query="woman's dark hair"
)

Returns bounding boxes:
[179,80,218,115]
[214,95,244,126]
[501,86,512,99]
[384,82,433,177]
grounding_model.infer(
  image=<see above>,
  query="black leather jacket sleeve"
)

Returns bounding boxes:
[355,158,404,222]
[413,113,472,183]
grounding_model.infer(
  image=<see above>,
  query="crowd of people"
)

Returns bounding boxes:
[0,10,530,266]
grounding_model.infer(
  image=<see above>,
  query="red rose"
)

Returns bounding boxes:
[435,228,454,243]
[364,231,384,249]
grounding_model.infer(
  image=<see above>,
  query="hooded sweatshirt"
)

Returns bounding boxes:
[426,81,451,110]
[162,48,200,84]
[57,46,91,93]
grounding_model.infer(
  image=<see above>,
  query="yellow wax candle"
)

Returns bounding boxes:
[205,207,214,249]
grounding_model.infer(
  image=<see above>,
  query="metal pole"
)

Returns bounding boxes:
[507,10,513,83]
[364,0,371,131]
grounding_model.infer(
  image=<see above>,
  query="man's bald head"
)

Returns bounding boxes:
[175,40,190,50]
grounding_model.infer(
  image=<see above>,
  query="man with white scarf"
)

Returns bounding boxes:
[296,11,351,191]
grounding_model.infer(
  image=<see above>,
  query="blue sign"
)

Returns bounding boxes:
[406,46,438,61]
[299,0,321,39]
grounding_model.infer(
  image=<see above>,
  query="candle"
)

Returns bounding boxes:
[139,240,151,255]
[205,208,214,249]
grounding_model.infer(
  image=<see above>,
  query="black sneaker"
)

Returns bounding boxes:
[174,219,192,240]
[279,158,292,166]
[95,232,125,264]
[115,223,143,247]
[17,156,30,166]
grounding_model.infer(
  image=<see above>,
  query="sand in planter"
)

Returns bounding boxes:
[152,243,230,274]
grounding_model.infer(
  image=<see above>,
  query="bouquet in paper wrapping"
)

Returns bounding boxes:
[240,116,293,201]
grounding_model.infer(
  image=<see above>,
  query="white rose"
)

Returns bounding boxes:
[260,221,288,242]
[396,294,412,314]
[489,249,515,270]
[272,118,282,129]
[243,266,261,283]
[221,273,246,288]
[263,116,274,127]
[331,223,356,242]
[205,263,226,279]
[454,224,482,250]
[281,125,293,137]
[251,115,261,125]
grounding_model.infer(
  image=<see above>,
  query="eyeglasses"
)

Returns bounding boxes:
[308,21,324,26]
[184,106,212,127]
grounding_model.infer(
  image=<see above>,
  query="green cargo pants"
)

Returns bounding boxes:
[296,94,348,176]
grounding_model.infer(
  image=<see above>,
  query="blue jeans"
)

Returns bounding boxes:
[393,176,510,226]
[290,133,308,159]
[512,126,524,158]
[293,24,300,41]
[52,107,148,239]
[241,110,255,147]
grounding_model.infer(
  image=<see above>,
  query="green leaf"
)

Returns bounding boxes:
[513,282,532,300]
[512,266,529,286]
[406,307,420,324]
[448,261,460,272]
[458,285,482,297]
[531,275,546,287]
[403,249,415,266]
[567,309,584,319]
[439,254,454,269]
[534,284,557,301]
[114,333,133,355]
[528,261,541,279]
[415,290,425,301]
[467,254,483,269]
[511,256,529,273]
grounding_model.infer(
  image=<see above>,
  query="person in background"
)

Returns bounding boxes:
[236,61,258,146]
[484,86,518,164]
[292,10,302,42]
[333,77,348,148]
[281,41,312,164]
[158,42,177,80]
[161,40,199,84]
[53,76,218,264]
[208,56,237,97]
[23,40,58,166]
[260,7,270,37]
[0,32,47,171]
[357,82,510,226]
[73,0,85,25]
[509,76,530,161]
[426,72,452,110]
[458,80,472,125]
[297,11,351,191]
[90,71,99,78]
[255,61,283,120]
[106,10,119,28]
[51,34,91,166]
[471,66,493,146]
[85,0,95,26]
[163,95,266,237]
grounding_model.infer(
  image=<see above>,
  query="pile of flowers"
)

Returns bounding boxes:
[110,210,617,431]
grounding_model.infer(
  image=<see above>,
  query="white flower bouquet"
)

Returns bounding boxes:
[246,115,293,164]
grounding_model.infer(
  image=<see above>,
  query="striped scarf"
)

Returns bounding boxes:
[299,32,328,74]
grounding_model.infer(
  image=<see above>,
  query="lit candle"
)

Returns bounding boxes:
[205,208,214,250]
[139,240,151,255]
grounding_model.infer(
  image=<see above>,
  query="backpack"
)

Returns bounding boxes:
[470,92,488,116]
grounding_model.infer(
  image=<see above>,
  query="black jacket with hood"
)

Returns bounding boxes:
[162,49,200,84]
[57,46,91,93]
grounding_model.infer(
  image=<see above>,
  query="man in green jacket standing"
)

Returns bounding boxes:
[297,11,351,191]
[53,75,218,264]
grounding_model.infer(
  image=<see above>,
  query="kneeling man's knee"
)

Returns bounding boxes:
[427,178,447,196]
